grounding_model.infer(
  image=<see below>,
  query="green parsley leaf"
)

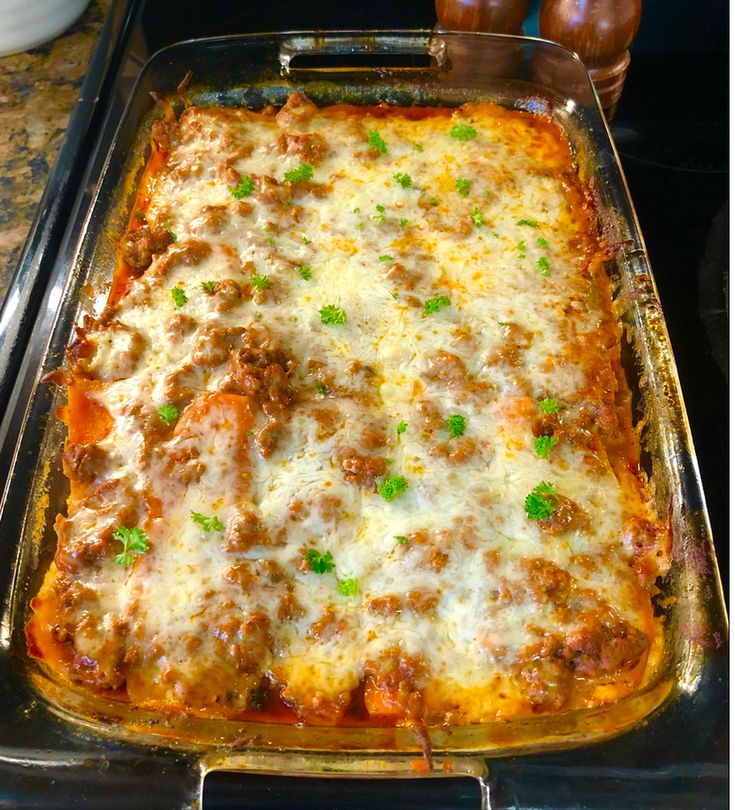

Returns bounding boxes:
[393,172,412,189]
[113,526,149,567]
[379,254,393,263]
[356,222,365,230]
[427,195,439,206]
[303,236,312,245]
[162,220,177,242]
[267,237,277,247]
[201,280,217,293]
[395,535,409,544]
[537,256,551,276]
[399,217,409,227]
[447,414,466,438]
[378,475,408,502]
[470,208,485,228]
[297,265,312,280]
[284,162,314,183]
[171,287,187,307]
[534,435,558,459]
[158,403,179,426]
[537,236,549,249]
[337,577,360,596]
[367,130,388,154]
[320,305,347,325]
[304,548,335,574]
[413,143,424,152]
[537,397,561,414]
[450,123,477,141]
[422,295,451,316]
[455,178,471,198]
[396,421,408,435]
[316,381,328,396]
[524,481,559,521]
[190,511,225,533]
[517,218,538,227]
[230,176,254,199]
[517,240,526,254]
[370,204,386,223]
[250,273,270,291]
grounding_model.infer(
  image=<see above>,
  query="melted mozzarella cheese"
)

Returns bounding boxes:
[29,97,667,725]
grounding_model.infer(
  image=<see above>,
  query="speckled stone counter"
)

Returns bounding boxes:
[0,0,110,306]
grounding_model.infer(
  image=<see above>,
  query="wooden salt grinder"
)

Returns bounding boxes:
[539,0,642,119]
[435,0,532,35]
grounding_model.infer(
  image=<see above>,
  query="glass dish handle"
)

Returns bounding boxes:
[199,751,492,808]
[278,31,447,73]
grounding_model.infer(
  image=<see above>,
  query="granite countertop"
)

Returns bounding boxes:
[0,0,110,307]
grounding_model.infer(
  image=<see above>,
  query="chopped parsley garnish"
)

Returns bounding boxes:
[455,178,471,198]
[113,526,149,567]
[201,280,217,293]
[537,256,551,276]
[320,305,347,325]
[534,435,558,459]
[427,195,439,206]
[470,208,485,228]
[316,381,328,396]
[413,143,424,152]
[157,403,179,426]
[395,535,409,544]
[517,218,538,227]
[396,421,408,435]
[399,217,409,227]
[537,237,550,248]
[538,397,561,414]
[370,204,386,223]
[297,265,312,280]
[337,577,360,596]
[378,475,408,502]
[517,240,526,255]
[304,548,335,574]
[524,481,559,521]
[393,172,412,189]
[162,220,177,241]
[171,287,187,307]
[190,511,224,533]
[250,273,270,291]
[450,123,477,141]
[379,254,393,263]
[446,414,466,438]
[230,176,254,199]
[303,236,312,245]
[367,129,388,154]
[284,162,314,183]
[267,237,277,247]
[422,295,451,316]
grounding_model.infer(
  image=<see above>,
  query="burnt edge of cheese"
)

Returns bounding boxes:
[26,91,671,729]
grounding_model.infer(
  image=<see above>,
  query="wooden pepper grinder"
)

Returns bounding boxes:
[539,0,642,119]
[435,0,531,35]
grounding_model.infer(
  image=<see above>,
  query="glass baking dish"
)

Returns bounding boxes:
[0,31,726,808]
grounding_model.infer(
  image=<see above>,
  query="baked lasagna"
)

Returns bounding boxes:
[27,92,670,727]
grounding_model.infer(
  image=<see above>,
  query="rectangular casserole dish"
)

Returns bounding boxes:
[0,31,726,808]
